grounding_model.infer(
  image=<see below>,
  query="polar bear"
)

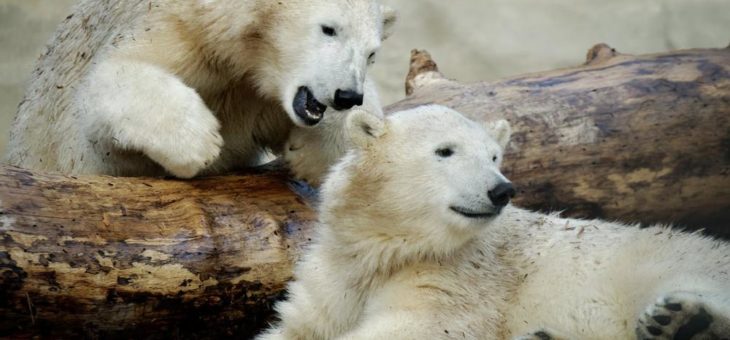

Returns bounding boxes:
[257,105,730,339]
[4,0,395,178]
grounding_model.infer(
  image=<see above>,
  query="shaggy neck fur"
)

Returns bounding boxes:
[318,153,483,288]
[319,227,481,284]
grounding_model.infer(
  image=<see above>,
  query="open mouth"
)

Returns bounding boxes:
[450,206,500,219]
[293,86,327,126]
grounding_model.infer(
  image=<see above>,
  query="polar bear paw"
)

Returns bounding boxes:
[142,117,223,178]
[138,95,223,178]
[635,291,724,340]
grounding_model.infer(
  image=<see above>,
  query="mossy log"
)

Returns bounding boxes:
[1,45,729,338]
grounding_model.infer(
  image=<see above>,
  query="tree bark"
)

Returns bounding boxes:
[1,45,729,338]
[0,165,317,338]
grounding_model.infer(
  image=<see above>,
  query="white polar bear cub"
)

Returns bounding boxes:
[258,105,730,340]
[5,0,395,179]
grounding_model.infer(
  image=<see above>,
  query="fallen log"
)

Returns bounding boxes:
[0,166,317,338]
[1,45,729,338]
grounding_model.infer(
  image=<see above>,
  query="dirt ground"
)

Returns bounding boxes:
[1,0,728,154]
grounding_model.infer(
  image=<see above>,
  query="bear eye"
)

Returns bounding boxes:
[492,155,498,162]
[321,25,336,37]
[368,52,376,62]
[435,147,454,158]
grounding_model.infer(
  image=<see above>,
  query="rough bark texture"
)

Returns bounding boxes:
[0,165,317,338]
[1,45,729,338]
[393,45,730,236]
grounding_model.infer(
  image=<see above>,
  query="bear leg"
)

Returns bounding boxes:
[81,58,223,178]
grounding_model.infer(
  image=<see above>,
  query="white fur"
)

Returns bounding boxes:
[5,0,396,178]
[259,105,730,339]
[283,78,383,186]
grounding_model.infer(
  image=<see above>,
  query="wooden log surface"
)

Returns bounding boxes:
[392,45,730,236]
[0,166,317,338]
[1,45,729,338]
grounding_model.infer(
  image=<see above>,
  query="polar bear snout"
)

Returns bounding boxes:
[333,89,364,110]
[488,182,516,208]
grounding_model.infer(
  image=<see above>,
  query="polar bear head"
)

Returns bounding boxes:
[320,105,514,255]
[190,0,396,127]
[273,1,396,127]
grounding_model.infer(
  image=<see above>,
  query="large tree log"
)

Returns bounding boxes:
[1,45,729,338]
[0,166,317,338]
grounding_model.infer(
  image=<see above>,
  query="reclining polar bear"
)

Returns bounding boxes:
[259,105,730,339]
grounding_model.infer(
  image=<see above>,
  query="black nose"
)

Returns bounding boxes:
[333,89,364,110]
[488,182,516,207]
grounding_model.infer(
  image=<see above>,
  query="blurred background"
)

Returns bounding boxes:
[1,0,729,154]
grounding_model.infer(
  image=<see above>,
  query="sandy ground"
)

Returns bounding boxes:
[1,0,728,154]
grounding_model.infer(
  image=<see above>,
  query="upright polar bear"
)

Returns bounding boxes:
[258,105,730,339]
[5,0,394,179]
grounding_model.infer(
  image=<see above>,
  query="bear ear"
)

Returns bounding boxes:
[380,5,398,41]
[485,119,511,150]
[346,109,386,149]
